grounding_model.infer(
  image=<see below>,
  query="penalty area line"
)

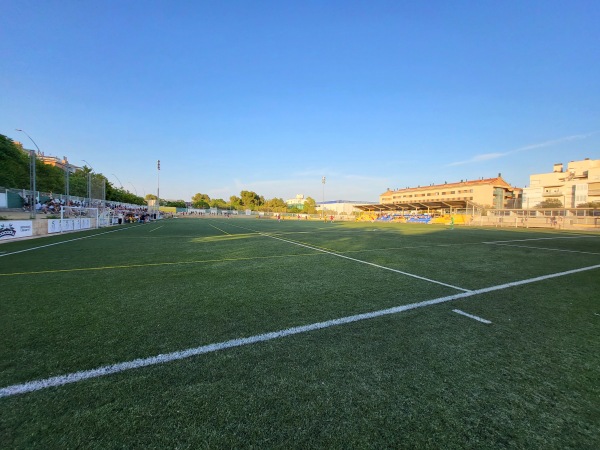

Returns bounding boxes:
[227,222,470,292]
[452,309,492,324]
[2,262,599,399]
[207,223,230,235]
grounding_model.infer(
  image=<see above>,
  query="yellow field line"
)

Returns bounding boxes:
[0,252,321,277]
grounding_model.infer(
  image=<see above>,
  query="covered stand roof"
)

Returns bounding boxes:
[355,199,475,212]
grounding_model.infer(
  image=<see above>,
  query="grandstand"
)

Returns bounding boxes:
[359,176,521,216]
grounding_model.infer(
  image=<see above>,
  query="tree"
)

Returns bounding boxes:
[0,134,32,189]
[68,171,89,198]
[165,200,186,208]
[264,197,287,212]
[210,198,227,208]
[229,195,242,210]
[240,190,261,209]
[191,193,211,209]
[536,199,563,208]
[302,196,317,214]
[577,201,600,208]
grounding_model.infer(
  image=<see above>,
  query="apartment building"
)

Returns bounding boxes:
[522,158,600,208]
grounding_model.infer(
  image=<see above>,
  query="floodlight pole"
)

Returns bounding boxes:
[15,129,39,219]
[322,176,326,219]
[157,160,160,217]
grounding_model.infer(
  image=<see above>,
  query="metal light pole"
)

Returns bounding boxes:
[157,160,160,216]
[322,176,326,219]
[112,173,123,189]
[15,129,39,219]
[128,182,138,196]
[65,162,71,205]
[82,160,93,207]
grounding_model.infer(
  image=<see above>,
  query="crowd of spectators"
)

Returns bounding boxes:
[106,203,153,223]
[23,198,87,214]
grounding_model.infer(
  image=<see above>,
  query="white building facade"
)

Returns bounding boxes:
[522,158,600,208]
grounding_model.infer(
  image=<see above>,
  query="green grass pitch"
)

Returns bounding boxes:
[1,217,599,448]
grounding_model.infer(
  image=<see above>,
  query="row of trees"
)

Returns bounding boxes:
[1,134,317,212]
[5,133,599,212]
[1,134,146,205]
[536,198,600,209]
[191,191,318,213]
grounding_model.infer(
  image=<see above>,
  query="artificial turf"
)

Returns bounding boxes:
[1,217,599,448]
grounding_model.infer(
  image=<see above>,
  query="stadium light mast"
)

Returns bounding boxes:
[157,160,160,217]
[15,129,38,219]
[322,176,326,219]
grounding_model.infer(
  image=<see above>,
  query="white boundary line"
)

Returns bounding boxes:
[483,235,596,244]
[228,222,471,292]
[487,243,600,256]
[452,309,492,324]
[207,223,231,235]
[148,225,164,233]
[0,225,143,258]
[2,262,599,399]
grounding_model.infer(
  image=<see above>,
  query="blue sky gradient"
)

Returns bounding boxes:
[2,0,599,201]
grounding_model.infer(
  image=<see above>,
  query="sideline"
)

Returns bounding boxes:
[2,262,599,398]
[0,225,144,258]
[484,243,600,256]
[482,235,596,244]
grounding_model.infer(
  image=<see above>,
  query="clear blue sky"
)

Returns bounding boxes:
[2,0,599,202]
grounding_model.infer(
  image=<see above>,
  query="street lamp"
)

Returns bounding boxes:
[128,182,138,196]
[15,129,39,218]
[112,173,123,189]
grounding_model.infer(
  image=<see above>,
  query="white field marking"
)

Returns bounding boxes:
[207,223,230,235]
[488,243,600,256]
[452,309,492,324]
[148,225,164,233]
[267,234,471,292]
[2,262,600,399]
[227,222,471,292]
[0,225,144,258]
[483,235,596,244]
